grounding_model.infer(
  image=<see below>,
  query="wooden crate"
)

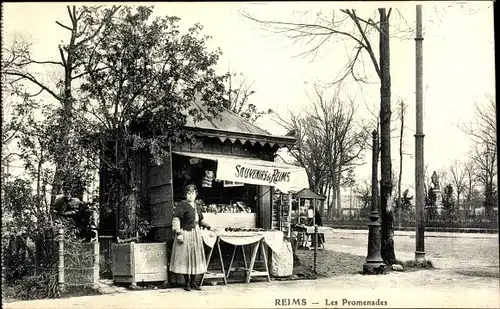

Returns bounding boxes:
[112,242,168,285]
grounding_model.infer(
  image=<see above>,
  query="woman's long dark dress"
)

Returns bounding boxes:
[169,201,207,275]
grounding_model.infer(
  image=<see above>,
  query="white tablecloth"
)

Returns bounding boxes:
[202,230,284,253]
[293,224,334,234]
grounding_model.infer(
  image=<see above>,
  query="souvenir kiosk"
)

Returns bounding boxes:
[108,101,309,286]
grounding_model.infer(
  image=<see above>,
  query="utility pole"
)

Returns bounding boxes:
[414,4,426,262]
[363,130,385,274]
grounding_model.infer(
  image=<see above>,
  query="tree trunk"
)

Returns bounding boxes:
[466,180,472,218]
[36,148,43,198]
[328,176,338,219]
[336,174,341,218]
[36,147,43,221]
[50,87,75,200]
[398,102,404,227]
[326,185,331,218]
[50,25,78,204]
[485,179,494,219]
[378,8,396,265]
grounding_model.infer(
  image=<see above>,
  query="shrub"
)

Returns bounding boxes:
[7,271,60,300]
[400,259,434,269]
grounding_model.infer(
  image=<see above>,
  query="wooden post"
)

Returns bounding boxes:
[130,242,137,287]
[312,199,317,275]
[93,240,100,288]
[58,228,65,293]
[287,193,293,238]
[313,224,318,276]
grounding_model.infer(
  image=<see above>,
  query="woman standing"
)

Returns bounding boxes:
[170,184,211,291]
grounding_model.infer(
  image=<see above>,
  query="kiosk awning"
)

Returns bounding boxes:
[172,151,309,193]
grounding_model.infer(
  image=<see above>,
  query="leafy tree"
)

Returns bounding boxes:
[1,36,40,180]
[3,6,121,204]
[425,186,437,221]
[75,6,228,238]
[2,178,41,234]
[442,184,455,219]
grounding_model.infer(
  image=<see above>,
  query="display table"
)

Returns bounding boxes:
[291,224,333,250]
[201,230,284,284]
[200,235,227,286]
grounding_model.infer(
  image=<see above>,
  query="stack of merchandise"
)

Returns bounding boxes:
[201,203,252,214]
[202,170,214,188]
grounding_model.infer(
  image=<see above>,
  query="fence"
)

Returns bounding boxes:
[3,228,100,299]
[324,216,499,233]
[61,229,100,288]
[99,235,114,279]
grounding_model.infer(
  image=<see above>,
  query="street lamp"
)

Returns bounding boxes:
[414,4,426,262]
[363,130,386,274]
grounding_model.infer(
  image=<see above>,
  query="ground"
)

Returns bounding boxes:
[295,250,366,277]
[4,229,499,308]
[327,229,499,275]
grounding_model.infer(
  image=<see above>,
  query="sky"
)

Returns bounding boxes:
[2,1,495,194]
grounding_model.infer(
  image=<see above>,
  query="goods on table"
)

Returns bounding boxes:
[224,227,270,232]
[200,202,252,214]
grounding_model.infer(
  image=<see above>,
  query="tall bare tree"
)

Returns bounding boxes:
[471,144,497,218]
[460,95,497,218]
[354,180,372,217]
[272,111,329,194]
[449,160,467,218]
[242,7,396,264]
[460,95,496,151]
[396,99,408,204]
[272,84,369,218]
[463,160,478,217]
[377,8,396,264]
[308,85,369,218]
[394,99,408,226]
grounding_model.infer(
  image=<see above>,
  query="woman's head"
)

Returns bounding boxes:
[184,184,198,201]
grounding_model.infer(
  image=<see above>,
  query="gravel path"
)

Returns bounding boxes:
[4,231,499,309]
[328,230,499,270]
[4,270,499,309]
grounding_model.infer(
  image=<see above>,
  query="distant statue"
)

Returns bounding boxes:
[431,171,440,190]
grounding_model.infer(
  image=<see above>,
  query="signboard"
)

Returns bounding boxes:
[171,151,310,193]
[216,158,309,193]
[223,180,244,187]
